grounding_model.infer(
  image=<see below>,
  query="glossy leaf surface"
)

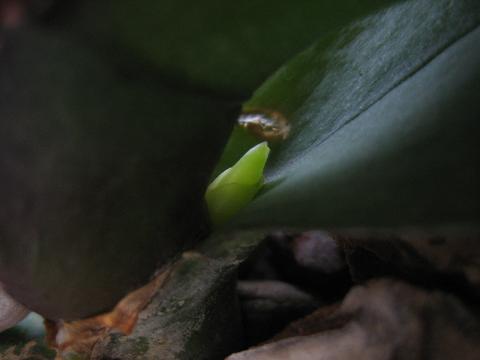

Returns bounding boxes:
[224,0,480,231]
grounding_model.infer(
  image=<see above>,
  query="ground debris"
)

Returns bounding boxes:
[227,278,480,360]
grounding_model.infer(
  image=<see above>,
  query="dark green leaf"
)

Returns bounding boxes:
[225,0,480,231]
[0,28,233,320]
[57,0,398,95]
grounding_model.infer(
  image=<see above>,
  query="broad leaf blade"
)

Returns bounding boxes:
[0,28,233,320]
[226,0,480,230]
[59,0,399,95]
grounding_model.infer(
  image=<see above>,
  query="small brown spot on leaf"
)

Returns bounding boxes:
[238,109,290,142]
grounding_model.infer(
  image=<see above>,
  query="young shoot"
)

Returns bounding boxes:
[205,142,270,226]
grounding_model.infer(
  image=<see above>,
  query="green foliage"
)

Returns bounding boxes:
[1,0,479,343]
[59,0,397,95]
[206,142,270,226]
[223,0,480,231]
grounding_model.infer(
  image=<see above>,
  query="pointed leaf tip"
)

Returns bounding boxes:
[205,142,270,226]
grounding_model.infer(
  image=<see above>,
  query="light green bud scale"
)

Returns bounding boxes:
[205,142,270,226]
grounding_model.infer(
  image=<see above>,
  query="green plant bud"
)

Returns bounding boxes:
[205,142,270,226]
